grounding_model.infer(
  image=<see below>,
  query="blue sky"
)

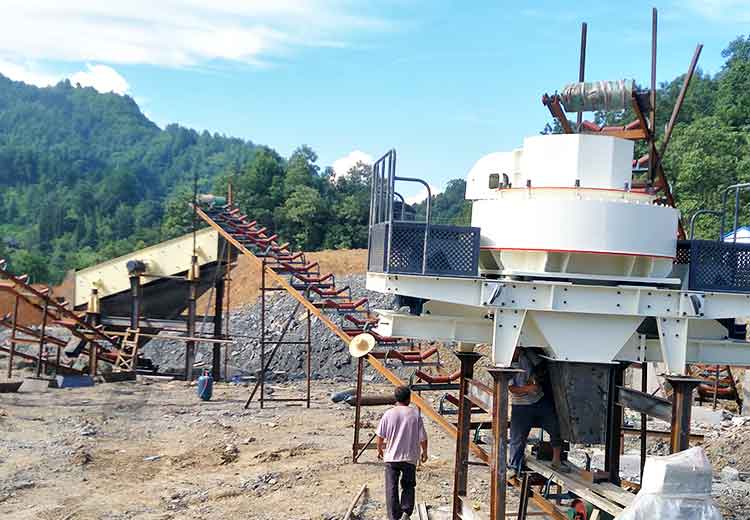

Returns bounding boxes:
[1,1,748,201]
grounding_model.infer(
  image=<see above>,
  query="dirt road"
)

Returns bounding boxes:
[0,379,487,519]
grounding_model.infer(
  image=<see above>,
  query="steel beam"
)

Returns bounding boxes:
[452,351,482,518]
[488,367,523,520]
[616,386,671,422]
[666,376,701,453]
[605,364,625,484]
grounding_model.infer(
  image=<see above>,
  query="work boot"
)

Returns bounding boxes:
[551,460,571,473]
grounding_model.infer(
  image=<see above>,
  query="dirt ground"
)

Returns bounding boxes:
[0,376,498,520]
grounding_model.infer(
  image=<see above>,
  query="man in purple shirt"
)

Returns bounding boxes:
[376,386,428,520]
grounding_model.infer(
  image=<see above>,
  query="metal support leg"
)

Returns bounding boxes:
[306,308,312,409]
[488,367,518,520]
[605,364,625,485]
[185,258,198,382]
[36,299,49,377]
[259,261,266,408]
[352,356,364,463]
[451,351,482,518]
[7,294,19,379]
[212,274,225,380]
[640,362,648,477]
[666,376,701,453]
[129,274,142,373]
[86,311,99,378]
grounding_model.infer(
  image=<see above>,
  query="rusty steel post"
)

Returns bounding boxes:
[605,364,625,484]
[488,367,519,520]
[306,307,312,409]
[352,355,365,463]
[451,351,482,518]
[86,309,99,378]
[212,270,225,381]
[224,243,232,380]
[6,294,20,379]
[576,22,587,128]
[129,275,141,331]
[36,298,50,377]
[712,365,720,411]
[259,260,267,408]
[666,376,701,453]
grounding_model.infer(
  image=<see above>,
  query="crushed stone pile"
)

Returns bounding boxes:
[143,274,399,381]
[704,415,750,473]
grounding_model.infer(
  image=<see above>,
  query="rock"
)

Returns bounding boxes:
[722,466,741,483]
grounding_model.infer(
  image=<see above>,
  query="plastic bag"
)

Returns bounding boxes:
[617,447,721,520]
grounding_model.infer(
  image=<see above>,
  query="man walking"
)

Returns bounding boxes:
[376,385,428,520]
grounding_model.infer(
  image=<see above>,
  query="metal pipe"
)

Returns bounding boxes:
[352,356,365,463]
[733,187,741,243]
[649,8,657,184]
[577,22,587,128]
[395,176,432,273]
[384,150,397,273]
[655,44,703,173]
[393,191,406,220]
[689,209,721,240]
[719,183,750,240]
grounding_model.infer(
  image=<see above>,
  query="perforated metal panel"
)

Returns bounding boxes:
[687,240,750,293]
[368,222,480,277]
[367,223,388,273]
[675,240,691,265]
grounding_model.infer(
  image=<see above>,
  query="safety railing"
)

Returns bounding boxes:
[367,149,480,278]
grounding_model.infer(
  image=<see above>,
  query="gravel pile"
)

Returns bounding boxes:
[704,414,750,473]
[143,274,398,381]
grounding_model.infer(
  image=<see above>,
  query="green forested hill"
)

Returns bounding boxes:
[0,75,258,282]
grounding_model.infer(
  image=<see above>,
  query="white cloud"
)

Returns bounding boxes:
[332,150,373,179]
[0,60,130,95]
[0,59,59,87]
[405,184,441,205]
[70,64,130,94]
[0,1,388,68]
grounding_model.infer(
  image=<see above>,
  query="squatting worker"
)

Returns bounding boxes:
[376,385,428,520]
[508,348,568,476]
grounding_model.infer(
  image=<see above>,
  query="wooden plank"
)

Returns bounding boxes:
[343,484,367,520]
[526,458,624,517]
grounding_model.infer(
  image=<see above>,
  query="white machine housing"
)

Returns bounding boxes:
[367,133,750,375]
[467,134,678,279]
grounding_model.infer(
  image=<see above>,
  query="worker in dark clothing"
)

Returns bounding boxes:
[376,385,428,520]
[508,348,568,476]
